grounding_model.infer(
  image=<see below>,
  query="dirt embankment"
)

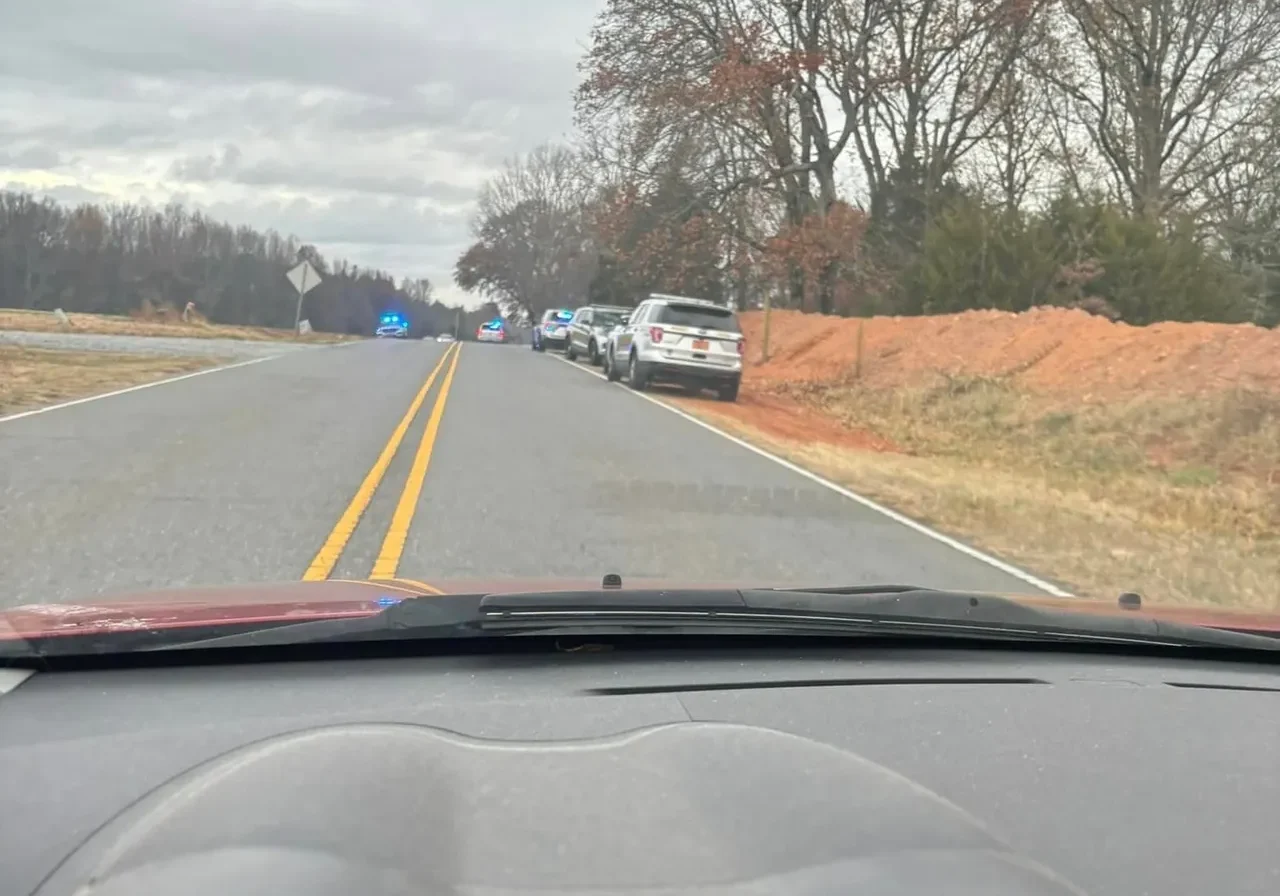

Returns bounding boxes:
[740,307,1280,400]
[671,307,1280,610]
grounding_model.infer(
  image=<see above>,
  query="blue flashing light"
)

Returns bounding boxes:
[376,595,403,608]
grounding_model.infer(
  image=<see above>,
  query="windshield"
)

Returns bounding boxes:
[592,312,626,328]
[654,305,741,333]
[3,0,1278,652]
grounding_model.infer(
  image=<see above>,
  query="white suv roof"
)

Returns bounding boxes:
[645,294,729,309]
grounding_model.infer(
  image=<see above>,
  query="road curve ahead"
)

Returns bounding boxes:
[0,338,1055,607]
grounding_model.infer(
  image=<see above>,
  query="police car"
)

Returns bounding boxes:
[476,318,507,343]
[375,313,409,338]
[532,308,575,352]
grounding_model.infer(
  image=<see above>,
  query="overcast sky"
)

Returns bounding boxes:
[2,0,603,307]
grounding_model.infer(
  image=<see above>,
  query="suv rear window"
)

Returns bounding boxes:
[654,304,740,333]
[593,311,627,328]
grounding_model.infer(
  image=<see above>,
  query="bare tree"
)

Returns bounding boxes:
[964,45,1060,211]
[841,0,1051,235]
[455,145,599,318]
[1039,0,1280,217]
[578,0,883,311]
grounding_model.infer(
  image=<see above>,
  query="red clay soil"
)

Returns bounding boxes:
[738,307,1280,401]
[671,388,904,453]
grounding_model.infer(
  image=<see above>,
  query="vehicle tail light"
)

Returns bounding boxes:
[649,327,664,343]
[736,338,745,355]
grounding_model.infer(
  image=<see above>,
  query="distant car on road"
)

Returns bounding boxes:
[476,319,508,343]
[375,313,409,338]
[532,309,575,352]
[565,305,630,366]
[435,333,456,343]
[604,294,743,401]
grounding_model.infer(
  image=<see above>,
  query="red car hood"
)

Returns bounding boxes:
[3,578,1279,640]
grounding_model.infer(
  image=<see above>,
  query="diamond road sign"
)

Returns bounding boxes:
[286,261,321,296]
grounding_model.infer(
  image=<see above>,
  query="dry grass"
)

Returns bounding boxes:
[0,345,224,415]
[0,308,354,343]
[675,378,1280,611]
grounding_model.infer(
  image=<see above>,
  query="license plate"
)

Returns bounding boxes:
[692,338,709,351]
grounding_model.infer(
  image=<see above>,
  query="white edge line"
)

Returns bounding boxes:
[0,355,278,424]
[548,350,1073,598]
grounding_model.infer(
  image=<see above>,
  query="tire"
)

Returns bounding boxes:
[565,340,577,360]
[717,378,740,402]
[605,349,620,382]
[627,353,648,391]
[587,340,599,365]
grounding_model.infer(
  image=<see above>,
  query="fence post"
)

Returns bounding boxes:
[760,292,772,362]
[855,319,864,379]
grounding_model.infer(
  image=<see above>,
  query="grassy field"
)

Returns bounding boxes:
[0,308,355,343]
[0,345,224,416]
[675,378,1280,611]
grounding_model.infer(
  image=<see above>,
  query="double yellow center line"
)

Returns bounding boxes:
[302,341,462,582]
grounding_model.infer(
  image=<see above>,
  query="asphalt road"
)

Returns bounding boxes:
[0,339,1059,607]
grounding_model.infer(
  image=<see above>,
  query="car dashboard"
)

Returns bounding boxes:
[1,645,1277,895]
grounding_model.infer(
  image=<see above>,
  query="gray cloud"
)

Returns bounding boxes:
[165,145,478,203]
[197,194,470,248]
[2,181,113,206]
[2,0,604,304]
[0,145,68,169]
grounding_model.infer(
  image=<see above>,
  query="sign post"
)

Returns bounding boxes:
[286,261,322,334]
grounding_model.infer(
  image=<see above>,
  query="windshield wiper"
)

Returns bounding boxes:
[67,585,1280,655]
[471,588,1280,650]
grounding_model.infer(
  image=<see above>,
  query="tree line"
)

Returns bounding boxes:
[455,0,1280,328]
[0,190,492,337]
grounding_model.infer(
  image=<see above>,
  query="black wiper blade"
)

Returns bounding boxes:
[52,585,1279,656]
[772,584,934,595]
[477,588,1280,651]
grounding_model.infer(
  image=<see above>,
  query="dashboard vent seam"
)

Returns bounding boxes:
[586,677,1047,696]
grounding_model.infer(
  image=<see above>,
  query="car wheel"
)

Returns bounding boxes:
[605,349,620,382]
[587,340,599,365]
[717,378,740,402]
[628,353,647,391]
[565,340,577,360]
